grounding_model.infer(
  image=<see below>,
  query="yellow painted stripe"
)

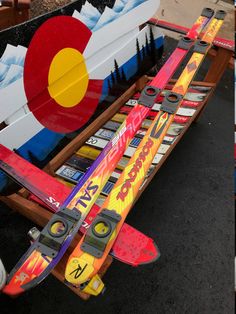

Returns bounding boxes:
[202,18,224,42]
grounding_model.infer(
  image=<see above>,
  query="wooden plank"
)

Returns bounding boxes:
[0,7,15,30]
[208,48,234,70]
[204,47,234,84]
[0,5,29,30]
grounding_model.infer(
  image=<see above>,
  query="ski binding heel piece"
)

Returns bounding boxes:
[177,37,194,50]
[161,92,183,114]
[193,40,210,54]
[201,8,214,18]
[138,86,161,108]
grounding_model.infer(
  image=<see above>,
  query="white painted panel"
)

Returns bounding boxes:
[0,64,23,89]
[0,78,27,123]
[84,0,160,59]
[0,112,43,149]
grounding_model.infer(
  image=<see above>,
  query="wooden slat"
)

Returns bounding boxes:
[0,5,29,30]
[204,47,234,84]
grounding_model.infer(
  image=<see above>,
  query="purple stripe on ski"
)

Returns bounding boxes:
[63,140,112,207]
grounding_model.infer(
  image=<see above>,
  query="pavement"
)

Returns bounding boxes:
[0,1,234,313]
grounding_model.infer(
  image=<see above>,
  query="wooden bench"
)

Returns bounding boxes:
[0,21,233,300]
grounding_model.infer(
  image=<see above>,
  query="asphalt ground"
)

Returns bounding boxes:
[0,40,234,313]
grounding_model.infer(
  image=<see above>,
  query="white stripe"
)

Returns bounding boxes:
[0,44,27,67]
[158,144,170,155]
[86,136,170,160]
[111,171,120,180]
[0,112,43,150]
[4,107,27,125]
[164,136,175,144]
[184,92,206,102]
[0,64,23,89]
[0,77,27,123]
[152,153,163,165]
[126,100,196,117]
[177,107,196,117]
[167,123,185,136]
[85,27,141,79]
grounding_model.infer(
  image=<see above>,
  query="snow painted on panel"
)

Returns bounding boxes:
[73,0,156,32]
[113,0,128,12]
[0,64,23,90]
[0,45,27,91]
[0,63,9,81]
[92,6,119,31]
[80,1,101,20]
[0,78,27,123]
[0,44,27,67]
[72,10,98,29]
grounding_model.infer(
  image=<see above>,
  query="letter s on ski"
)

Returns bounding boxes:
[46,196,61,208]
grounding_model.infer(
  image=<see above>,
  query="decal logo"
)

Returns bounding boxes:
[150,112,169,139]
[117,138,153,201]
[46,196,61,208]
[15,272,30,284]
[75,181,99,208]
[69,262,87,279]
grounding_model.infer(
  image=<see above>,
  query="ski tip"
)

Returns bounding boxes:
[0,259,7,291]
[201,8,214,19]
[2,282,24,296]
[137,240,161,266]
[215,10,226,21]
[111,236,161,267]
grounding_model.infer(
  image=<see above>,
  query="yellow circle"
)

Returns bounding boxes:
[50,221,66,235]
[48,48,89,108]
[94,222,110,236]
